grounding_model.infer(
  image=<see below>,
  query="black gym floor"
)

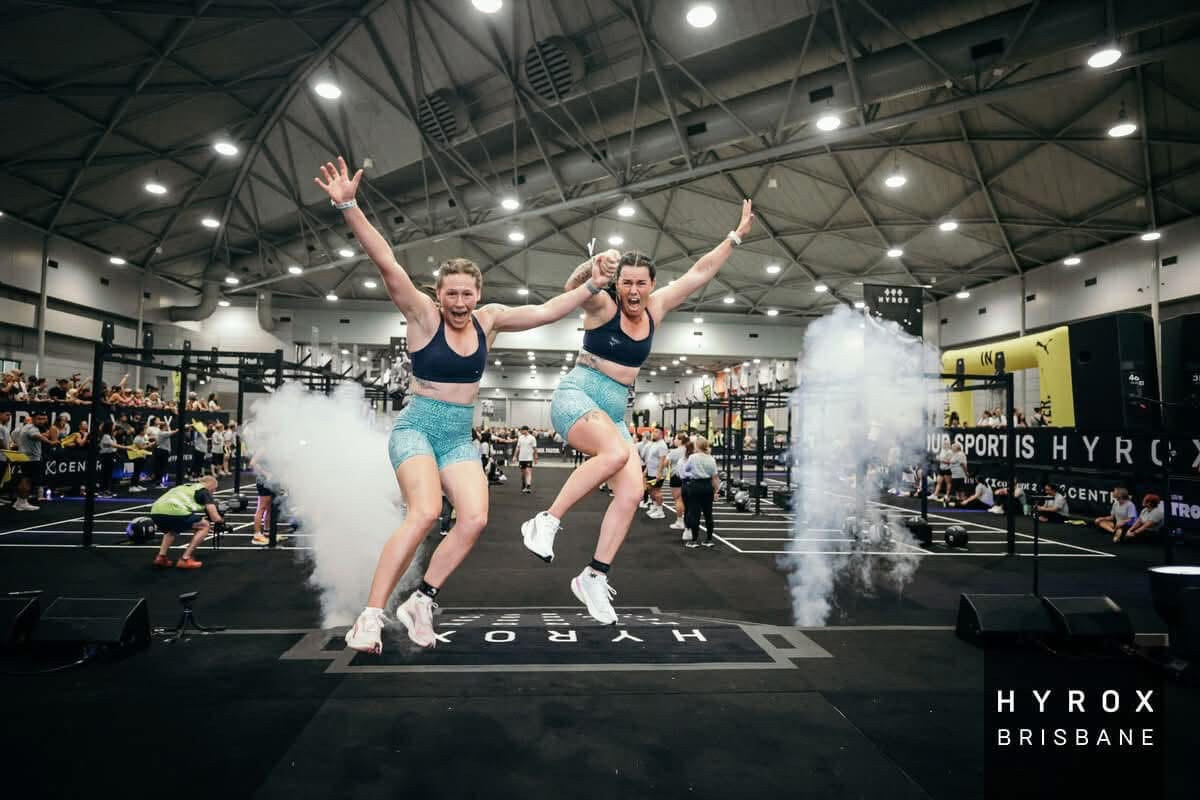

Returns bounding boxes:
[0,469,1195,799]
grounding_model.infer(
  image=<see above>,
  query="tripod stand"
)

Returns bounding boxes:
[158,591,226,642]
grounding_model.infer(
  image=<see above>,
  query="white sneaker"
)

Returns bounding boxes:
[14,499,39,511]
[395,591,437,648]
[669,519,685,530]
[645,504,665,519]
[571,568,618,625]
[682,528,693,542]
[521,511,559,563]
[638,499,648,509]
[988,505,1006,515]
[344,607,389,655]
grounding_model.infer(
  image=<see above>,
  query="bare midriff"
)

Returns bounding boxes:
[574,349,640,388]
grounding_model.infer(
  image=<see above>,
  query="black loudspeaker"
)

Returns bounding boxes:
[1041,595,1133,646]
[1069,313,1158,430]
[0,595,41,648]
[1148,566,1200,659]
[141,326,154,360]
[956,593,1056,645]
[33,597,151,652]
[1160,313,1200,432]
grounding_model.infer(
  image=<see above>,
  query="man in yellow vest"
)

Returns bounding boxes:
[149,474,224,569]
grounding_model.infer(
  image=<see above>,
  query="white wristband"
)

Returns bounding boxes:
[726,231,741,246]
[332,199,357,210]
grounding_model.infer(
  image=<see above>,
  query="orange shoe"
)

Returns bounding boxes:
[152,554,174,569]
[176,556,203,569]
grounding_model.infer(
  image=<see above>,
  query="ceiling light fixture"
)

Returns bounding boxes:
[955,289,970,300]
[679,356,687,361]
[887,247,903,258]
[722,295,735,304]
[314,81,341,99]
[213,141,239,157]
[340,349,350,355]
[1087,46,1122,69]
[360,356,368,362]
[686,368,694,375]
[500,195,520,211]
[325,292,338,301]
[224,275,239,285]
[109,256,126,265]
[765,264,781,275]
[362,279,377,289]
[217,299,231,308]
[617,202,635,217]
[693,316,704,324]
[816,113,842,132]
[685,3,717,28]
[144,181,167,195]
[517,287,529,296]
[608,235,624,246]
[338,248,354,258]
[494,359,501,366]
[766,308,779,317]
[1063,256,1081,266]
[1107,102,1137,138]
[884,172,907,189]
[201,217,220,229]
[813,283,828,293]
[508,230,525,242]
[1141,231,1161,242]
[854,300,866,309]
[939,220,959,232]
[287,265,303,275]
[472,0,502,12]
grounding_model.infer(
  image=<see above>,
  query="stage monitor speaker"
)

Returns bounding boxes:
[0,595,40,648]
[1160,313,1200,432]
[1041,595,1133,646]
[1069,313,1158,430]
[33,597,150,652]
[956,593,1056,646]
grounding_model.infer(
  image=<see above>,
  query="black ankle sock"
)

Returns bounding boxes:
[588,559,610,574]
[418,580,440,599]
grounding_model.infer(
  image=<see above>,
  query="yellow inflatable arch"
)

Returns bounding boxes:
[940,325,1075,427]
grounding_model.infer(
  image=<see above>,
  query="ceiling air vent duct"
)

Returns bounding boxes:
[416,88,468,144]
[524,36,584,102]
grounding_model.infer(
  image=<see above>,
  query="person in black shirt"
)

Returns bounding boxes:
[47,378,69,401]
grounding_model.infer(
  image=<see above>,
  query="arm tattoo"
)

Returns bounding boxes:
[565,259,592,290]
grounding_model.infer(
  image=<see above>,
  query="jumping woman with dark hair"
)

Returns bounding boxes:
[315,157,616,654]
[521,200,754,624]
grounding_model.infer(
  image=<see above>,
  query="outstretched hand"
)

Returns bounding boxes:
[314,156,363,204]
[734,198,754,239]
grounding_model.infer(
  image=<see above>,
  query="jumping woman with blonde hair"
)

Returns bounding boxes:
[315,157,617,653]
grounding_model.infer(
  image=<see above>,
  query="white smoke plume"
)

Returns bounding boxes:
[242,382,420,628]
[784,305,941,626]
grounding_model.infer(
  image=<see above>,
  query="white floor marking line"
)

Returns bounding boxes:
[0,488,237,537]
[829,493,1114,558]
[0,543,311,551]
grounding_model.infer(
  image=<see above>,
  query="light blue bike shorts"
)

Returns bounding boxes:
[388,395,479,472]
[550,365,634,443]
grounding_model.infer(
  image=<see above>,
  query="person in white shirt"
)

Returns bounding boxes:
[933,440,953,501]
[1094,487,1137,538]
[516,426,538,494]
[946,442,968,504]
[1035,483,1069,523]
[1120,493,1164,542]
[641,427,669,519]
[636,432,652,509]
[960,479,995,511]
[665,433,690,531]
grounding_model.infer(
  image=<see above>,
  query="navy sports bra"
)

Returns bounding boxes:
[581,308,655,368]
[410,315,488,383]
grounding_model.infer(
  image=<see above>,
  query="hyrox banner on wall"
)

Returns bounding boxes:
[928,428,1199,474]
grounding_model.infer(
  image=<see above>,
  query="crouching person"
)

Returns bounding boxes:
[149,475,224,569]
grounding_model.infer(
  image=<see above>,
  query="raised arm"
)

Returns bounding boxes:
[484,251,618,333]
[565,248,619,314]
[315,157,436,323]
[650,199,753,315]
